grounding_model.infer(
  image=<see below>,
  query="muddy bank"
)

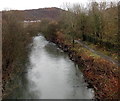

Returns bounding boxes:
[45,34,119,100]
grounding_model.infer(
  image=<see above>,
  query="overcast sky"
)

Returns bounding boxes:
[0,0,118,10]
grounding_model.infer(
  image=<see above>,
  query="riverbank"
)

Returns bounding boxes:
[2,10,40,99]
[43,31,119,100]
[2,33,33,99]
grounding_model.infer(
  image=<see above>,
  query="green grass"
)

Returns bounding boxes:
[82,41,118,60]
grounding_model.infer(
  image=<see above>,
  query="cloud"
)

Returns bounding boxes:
[0,0,117,10]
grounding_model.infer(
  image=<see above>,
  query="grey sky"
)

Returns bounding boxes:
[0,0,118,10]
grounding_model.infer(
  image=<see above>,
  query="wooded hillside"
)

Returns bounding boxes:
[22,7,65,20]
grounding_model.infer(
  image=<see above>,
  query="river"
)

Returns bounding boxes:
[7,35,94,99]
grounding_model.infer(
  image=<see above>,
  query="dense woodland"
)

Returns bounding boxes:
[40,2,119,54]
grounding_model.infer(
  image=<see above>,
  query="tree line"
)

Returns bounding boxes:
[39,2,118,52]
[2,10,33,97]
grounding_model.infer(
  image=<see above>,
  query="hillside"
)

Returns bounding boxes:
[22,7,65,21]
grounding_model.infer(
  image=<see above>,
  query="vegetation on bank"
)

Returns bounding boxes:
[2,11,34,98]
[49,2,118,58]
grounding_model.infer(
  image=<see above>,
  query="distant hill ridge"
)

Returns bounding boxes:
[22,7,65,20]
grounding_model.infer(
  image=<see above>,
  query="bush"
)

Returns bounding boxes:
[2,10,31,97]
[40,20,59,41]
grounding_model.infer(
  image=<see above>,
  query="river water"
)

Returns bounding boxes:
[7,35,94,99]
